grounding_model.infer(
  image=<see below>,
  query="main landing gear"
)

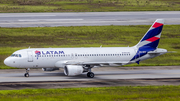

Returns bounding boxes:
[86,68,94,78]
[87,72,94,78]
[24,68,30,77]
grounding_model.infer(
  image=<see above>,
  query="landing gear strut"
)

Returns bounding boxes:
[24,68,30,77]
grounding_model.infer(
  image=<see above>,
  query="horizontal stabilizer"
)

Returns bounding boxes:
[147,48,168,54]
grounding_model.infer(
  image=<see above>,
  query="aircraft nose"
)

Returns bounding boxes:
[4,58,11,66]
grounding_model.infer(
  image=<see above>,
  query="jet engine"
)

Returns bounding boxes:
[64,65,83,76]
[42,68,59,71]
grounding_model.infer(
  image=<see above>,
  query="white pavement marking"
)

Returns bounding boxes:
[18,19,84,21]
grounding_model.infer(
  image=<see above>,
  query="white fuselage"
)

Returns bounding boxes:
[5,47,134,68]
[4,47,166,69]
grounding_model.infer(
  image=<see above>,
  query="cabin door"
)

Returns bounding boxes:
[27,51,33,62]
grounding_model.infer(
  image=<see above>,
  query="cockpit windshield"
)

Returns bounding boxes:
[11,54,22,57]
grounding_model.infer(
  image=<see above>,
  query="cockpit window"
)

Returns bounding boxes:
[15,54,18,57]
[11,54,15,57]
[11,54,22,57]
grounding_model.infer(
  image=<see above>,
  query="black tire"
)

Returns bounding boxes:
[24,73,29,77]
[87,72,94,78]
[87,72,90,77]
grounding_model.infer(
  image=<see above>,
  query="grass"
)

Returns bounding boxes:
[0,86,180,100]
[0,0,180,12]
[0,25,180,69]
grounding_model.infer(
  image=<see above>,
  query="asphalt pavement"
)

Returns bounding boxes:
[0,11,180,27]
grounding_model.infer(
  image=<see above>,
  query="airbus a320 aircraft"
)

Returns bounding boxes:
[4,19,167,78]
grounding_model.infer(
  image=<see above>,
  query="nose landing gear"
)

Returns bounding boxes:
[24,68,30,77]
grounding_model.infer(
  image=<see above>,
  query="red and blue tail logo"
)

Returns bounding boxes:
[131,19,164,63]
[136,19,164,49]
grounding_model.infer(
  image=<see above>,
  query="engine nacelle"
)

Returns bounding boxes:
[42,68,59,71]
[64,65,83,76]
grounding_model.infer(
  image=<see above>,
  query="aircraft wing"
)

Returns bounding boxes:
[55,60,129,67]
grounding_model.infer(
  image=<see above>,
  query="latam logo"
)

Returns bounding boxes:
[35,50,41,59]
[35,50,65,59]
[35,50,41,55]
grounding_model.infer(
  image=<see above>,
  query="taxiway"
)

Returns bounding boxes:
[0,11,180,27]
[1,66,180,89]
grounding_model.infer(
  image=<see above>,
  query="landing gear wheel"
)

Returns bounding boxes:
[24,73,29,77]
[24,68,30,77]
[87,72,94,78]
[87,72,90,77]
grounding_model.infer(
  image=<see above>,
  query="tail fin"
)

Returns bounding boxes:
[135,19,164,49]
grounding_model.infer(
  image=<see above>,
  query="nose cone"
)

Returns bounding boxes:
[4,58,11,67]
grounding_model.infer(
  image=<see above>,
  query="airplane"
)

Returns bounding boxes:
[4,19,168,78]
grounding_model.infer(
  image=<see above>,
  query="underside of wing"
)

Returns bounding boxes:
[55,60,130,67]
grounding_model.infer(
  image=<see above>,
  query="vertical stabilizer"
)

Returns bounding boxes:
[135,19,164,49]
